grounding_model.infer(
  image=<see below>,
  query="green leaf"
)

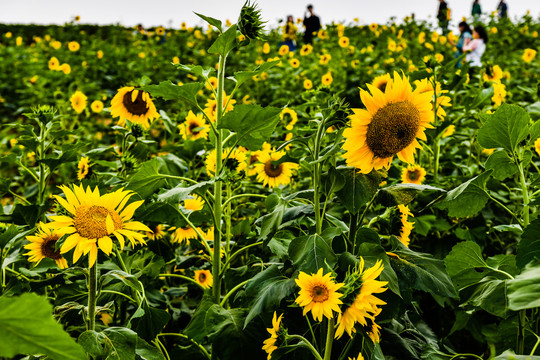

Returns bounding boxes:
[357,242,401,296]
[494,350,540,359]
[130,303,170,341]
[142,81,203,106]
[243,265,297,327]
[508,262,540,311]
[175,64,215,79]
[517,218,540,269]
[485,150,518,180]
[0,225,30,249]
[102,270,144,293]
[335,166,381,214]
[436,171,492,218]
[0,293,86,360]
[231,60,280,87]
[465,278,508,317]
[218,104,281,151]
[194,12,223,32]
[135,336,167,360]
[470,87,494,108]
[126,157,169,198]
[477,104,531,154]
[378,183,445,207]
[102,327,137,360]
[289,234,337,273]
[208,24,237,56]
[184,295,216,343]
[157,180,213,205]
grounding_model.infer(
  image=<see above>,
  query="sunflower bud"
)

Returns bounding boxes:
[237,1,266,41]
[131,123,145,138]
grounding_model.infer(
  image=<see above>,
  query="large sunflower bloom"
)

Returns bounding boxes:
[179,110,209,140]
[253,150,298,188]
[110,86,159,129]
[295,268,344,322]
[262,312,284,360]
[342,72,433,174]
[24,223,69,269]
[47,184,150,267]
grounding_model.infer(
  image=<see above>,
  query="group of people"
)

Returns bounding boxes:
[438,0,509,34]
[280,4,321,52]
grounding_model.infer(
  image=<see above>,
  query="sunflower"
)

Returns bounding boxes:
[289,58,300,68]
[179,111,209,141]
[339,36,350,48]
[342,72,434,174]
[483,65,504,83]
[205,148,247,177]
[68,41,80,52]
[278,44,289,56]
[47,184,151,267]
[262,42,270,54]
[97,50,104,59]
[304,79,313,90]
[492,82,507,107]
[322,72,333,86]
[172,226,198,244]
[205,76,218,91]
[295,268,344,322]
[280,108,298,130]
[203,92,236,122]
[401,164,426,185]
[414,78,451,119]
[534,138,540,157]
[262,312,284,360]
[77,157,91,181]
[335,259,387,339]
[349,353,365,360]
[70,91,87,114]
[369,23,378,32]
[194,269,213,289]
[300,44,312,56]
[48,56,59,70]
[442,124,455,138]
[398,204,414,248]
[247,143,272,176]
[91,100,104,113]
[60,63,71,75]
[371,74,392,92]
[522,49,537,63]
[156,26,165,36]
[24,223,68,269]
[253,150,298,188]
[147,224,165,240]
[183,194,204,211]
[110,86,159,129]
[320,54,331,65]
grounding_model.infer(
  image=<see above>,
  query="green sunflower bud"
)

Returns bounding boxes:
[238,1,266,41]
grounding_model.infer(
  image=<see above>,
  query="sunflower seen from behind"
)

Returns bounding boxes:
[47,184,151,267]
[24,223,69,269]
[342,72,434,174]
[110,86,159,129]
[295,268,344,322]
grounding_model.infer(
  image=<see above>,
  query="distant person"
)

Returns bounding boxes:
[463,25,488,76]
[472,0,482,16]
[437,0,450,35]
[449,21,473,67]
[497,0,508,18]
[281,15,298,51]
[303,4,321,44]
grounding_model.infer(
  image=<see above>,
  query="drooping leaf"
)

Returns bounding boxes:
[157,180,213,204]
[477,104,530,154]
[378,183,445,207]
[0,293,86,360]
[436,171,492,218]
[508,262,540,311]
[130,303,170,341]
[289,234,337,273]
[142,81,203,106]
[175,64,215,79]
[516,218,540,269]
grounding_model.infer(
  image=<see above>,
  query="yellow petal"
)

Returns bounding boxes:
[98,236,113,255]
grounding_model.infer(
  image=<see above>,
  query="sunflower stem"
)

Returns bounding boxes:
[87,261,98,331]
[37,122,47,209]
[287,335,324,360]
[220,279,249,307]
[313,119,326,235]
[323,317,335,360]
[225,184,232,262]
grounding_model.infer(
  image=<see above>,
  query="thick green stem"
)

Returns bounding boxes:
[433,138,441,182]
[225,185,232,258]
[323,318,335,360]
[87,261,98,331]
[517,161,530,354]
[220,279,249,307]
[0,251,4,296]
[38,123,46,207]
[287,335,324,360]
[313,121,325,235]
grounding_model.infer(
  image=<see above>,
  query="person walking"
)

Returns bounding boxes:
[497,0,508,18]
[449,21,473,67]
[437,0,450,35]
[303,4,321,44]
[463,25,488,76]
[472,0,482,17]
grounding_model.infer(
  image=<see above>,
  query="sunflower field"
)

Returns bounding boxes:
[1,3,540,360]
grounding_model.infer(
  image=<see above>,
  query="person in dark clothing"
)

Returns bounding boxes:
[497,0,508,18]
[437,0,450,35]
[472,0,482,16]
[303,4,321,44]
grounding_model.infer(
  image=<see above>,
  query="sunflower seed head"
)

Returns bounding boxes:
[238,1,266,41]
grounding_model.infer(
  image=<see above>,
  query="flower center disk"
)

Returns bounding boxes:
[41,235,62,260]
[311,285,330,303]
[122,90,149,115]
[74,205,123,239]
[264,161,283,178]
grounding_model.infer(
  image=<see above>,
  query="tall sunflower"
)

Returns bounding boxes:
[194,269,213,289]
[253,149,298,188]
[342,72,434,174]
[24,223,69,269]
[47,185,151,267]
[401,164,426,185]
[262,312,284,360]
[179,110,209,140]
[70,91,87,114]
[110,86,159,129]
[295,268,344,322]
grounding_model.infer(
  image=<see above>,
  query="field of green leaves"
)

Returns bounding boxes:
[0,4,539,360]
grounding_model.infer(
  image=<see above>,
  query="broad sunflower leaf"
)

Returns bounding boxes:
[126,157,169,199]
[231,60,280,87]
[477,104,530,154]
[289,234,337,273]
[175,63,215,79]
[130,303,170,342]
[243,265,297,327]
[156,180,213,204]
[485,150,518,180]
[335,166,381,214]
[436,171,492,218]
[508,261,540,311]
[464,278,509,317]
[142,81,203,106]
[207,24,237,56]
[0,293,86,360]
[470,87,494,108]
[194,12,223,33]
[516,218,540,269]
[378,183,445,207]
[218,104,281,151]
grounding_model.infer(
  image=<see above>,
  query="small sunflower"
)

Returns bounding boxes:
[110,86,159,129]
[262,42,270,54]
[534,138,540,157]
[322,72,333,86]
[68,41,80,52]
[349,353,365,360]
[492,82,507,107]
[147,224,165,240]
[442,124,455,138]
[262,312,284,360]
[280,108,298,131]
[304,79,313,90]
[24,223,69,269]
[398,204,414,247]
[47,185,151,267]
[414,78,451,119]
[97,50,104,59]
[60,63,71,75]
[77,157,91,181]
[91,100,104,113]
[205,76,218,91]
[205,148,247,177]
[253,150,298,188]
[179,110,209,140]
[295,268,344,322]
[70,91,87,114]
[522,49,537,63]
[339,36,350,48]
[300,44,312,56]
[342,72,434,174]
[194,269,213,289]
[278,44,289,56]
[371,74,392,92]
[183,194,204,211]
[172,226,198,244]
[483,65,504,83]
[48,57,60,70]
[289,58,300,68]
[156,26,165,36]
[401,164,426,185]
[320,54,332,65]
[203,92,236,122]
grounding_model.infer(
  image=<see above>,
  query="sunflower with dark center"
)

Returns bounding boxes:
[110,86,159,129]
[280,108,298,130]
[194,269,213,289]
[342,72,434,174]
[401,164,426,185]
[205,148,247,177]
[179,110,209,140]
[24,223,68,269]
[295,268,344,322]
[253,149,298,188]
[371,74,392,92]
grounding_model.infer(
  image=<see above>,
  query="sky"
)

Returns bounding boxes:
[0,0,539,30]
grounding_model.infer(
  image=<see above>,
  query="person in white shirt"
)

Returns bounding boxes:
[463,25,488,76]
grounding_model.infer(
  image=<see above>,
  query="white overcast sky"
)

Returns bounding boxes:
[0,0,538,29]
